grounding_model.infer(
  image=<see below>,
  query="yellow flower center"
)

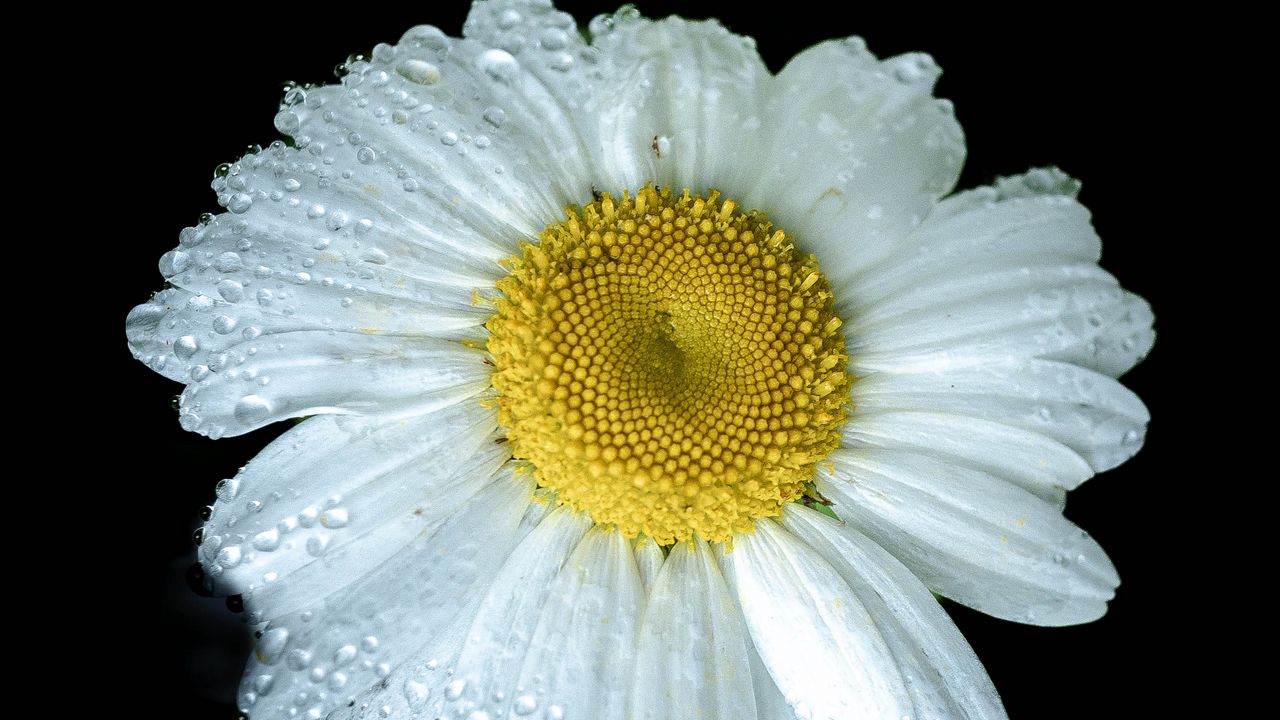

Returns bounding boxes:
[486,186,851,544]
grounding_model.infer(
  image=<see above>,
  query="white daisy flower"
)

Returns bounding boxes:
[127,1,1154,719]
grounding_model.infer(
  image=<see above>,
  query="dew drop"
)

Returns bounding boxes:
[216,478,242,502]
[213,315,239,335]
[403,680,429,705]
[252,529,281,551]
[273,110,300,135]
[216,545,242,568]
[540,27,569,50]
[482,106,506,128]
[477,49,519,83]
[320,508,350,528]
[356,146,378,164]
[174,335,199,360]
[234,395,274,425]
[512,694,538,715]
[333,644,358,667]
[258,627,289,662]
[305,535,329,557]
[397,59,442,85]
[445,679,466,701]
[228,193,254,214]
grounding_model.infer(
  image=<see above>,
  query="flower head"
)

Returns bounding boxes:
[128,2,1153,719]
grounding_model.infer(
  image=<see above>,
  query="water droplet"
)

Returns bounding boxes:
[403,680,429,705]
[445,679,466,701]
[477,49,519,83]
[361,635,380,652]
[160,250,191,276]
[217,280,244,303]
[320,508,350,528]
[512,694,538,715]
[440,131,459,146]
[283,178,302,192]
[216,478,242,502]
[252,529,281,551]
[253,673,275,695]
[540,27,569,50]
[548,52,573,72]
[213,315,238,335]
[216,252,244,273]
[546,705,564,720]
[357,146,378,164]
[497,8,522,29]
[257,627,289,663]
[174,335,199,360]
[333,644,358,667]
[228,193,254,214]
[397,59,441,85]
[234,395,274,425]
[273,110,300,135]
[286,648,313,671]
[305,535,329,557]
[307,204,326,219]
[1122,429,1141,446]
[328,671,349,690]
[482,106,506,128]
[216,545,242,567]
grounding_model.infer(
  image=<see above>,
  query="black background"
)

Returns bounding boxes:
[104,2,1191,717]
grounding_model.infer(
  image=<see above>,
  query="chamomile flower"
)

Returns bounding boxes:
[127,2,1153,719]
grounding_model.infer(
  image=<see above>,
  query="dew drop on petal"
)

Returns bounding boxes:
[403,680,429,706]
[273,110,300,134]
[333,644,358,667]
[397,59,441,85]
[477,49,519,83]
[234,395,274,425]
[356,146,378,164]
[483,106,506,128]
[174,335,199,360]
[228,193,254,214]
[252,529,281,551]
[512,695,538,715]
[320,508,349,528]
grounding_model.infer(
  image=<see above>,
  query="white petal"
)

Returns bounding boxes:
[852,355,1148,472]
[237,470,536,719]
[852,181,1101,307]
[632,540,757,720]
[746,637,796,720]
[440,505,591,718]
[588,15,771,194]
[634,536,664,593]
[511,526,646,719]
[720,519,910,720]
[751,40,964,289]
[844,411,1092,505]
[851,263,1148,371]
[286,8,602,256]
[845,171,1153,377]
[175,329,488,437]
[821,448,1119,626]
[785,504,1007,720]
[158,149,501,336]
[200,403,504,620]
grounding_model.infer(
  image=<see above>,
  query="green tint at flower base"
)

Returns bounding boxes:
[487,185,852,544]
